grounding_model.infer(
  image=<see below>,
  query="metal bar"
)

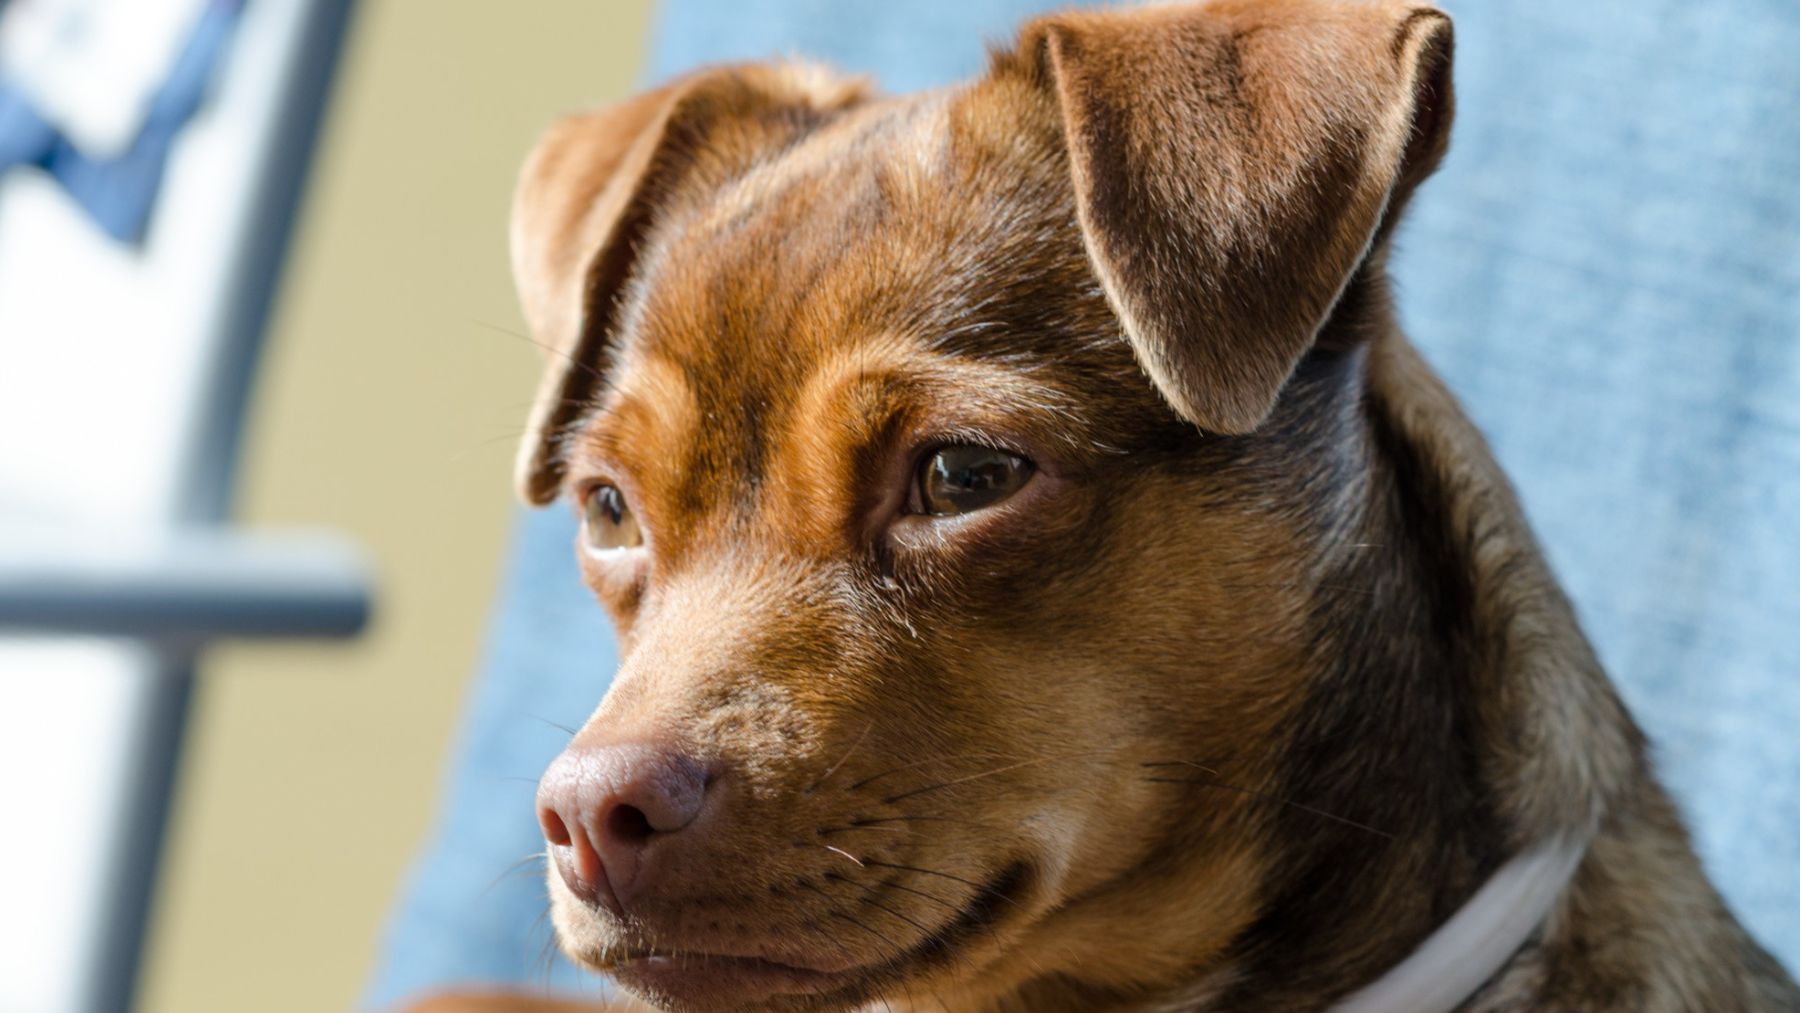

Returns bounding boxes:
[82,656,196,1013]
[0,528,371,643]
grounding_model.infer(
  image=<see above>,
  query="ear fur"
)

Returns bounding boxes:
[510,64,868,504]
[1015,0,1455,433]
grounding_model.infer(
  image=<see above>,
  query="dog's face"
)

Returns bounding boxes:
[539,74,1308,1011]
[514,3,1453,1010]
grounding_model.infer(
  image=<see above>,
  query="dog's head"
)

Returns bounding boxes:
[513,2,1453,1009]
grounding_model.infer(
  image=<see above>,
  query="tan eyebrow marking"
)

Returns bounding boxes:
[570,348,698,479]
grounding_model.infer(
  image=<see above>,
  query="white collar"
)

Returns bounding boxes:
[1327,836,1588,1013]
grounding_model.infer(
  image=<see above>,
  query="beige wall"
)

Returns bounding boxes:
[138,4,654,1011]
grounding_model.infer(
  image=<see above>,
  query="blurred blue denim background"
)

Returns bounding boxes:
[368,0,1800,1004]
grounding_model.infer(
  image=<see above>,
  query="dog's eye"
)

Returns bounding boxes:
[916,445,1034,516]
[582,484,643,552]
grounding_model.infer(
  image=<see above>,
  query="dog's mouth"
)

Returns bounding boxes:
[596,862,1032,1009]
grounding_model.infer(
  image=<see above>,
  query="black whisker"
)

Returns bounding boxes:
[864,894,938,939]
[830,913,906,1013]
[521,713,580,737]
[881,753,1091,804]
[862,861,1021,908]
[850,813,1002,833]
[880,878,963,916]
[847,751,1025,791]
[1142,760,1394,840]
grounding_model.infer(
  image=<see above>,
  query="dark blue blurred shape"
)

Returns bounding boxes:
[0,0,243,244]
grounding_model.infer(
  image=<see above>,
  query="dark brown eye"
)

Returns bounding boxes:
[583,484,643,552]
[916,445,1033,516]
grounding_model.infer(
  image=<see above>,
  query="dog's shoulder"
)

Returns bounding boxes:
[1365,334,1800,1012]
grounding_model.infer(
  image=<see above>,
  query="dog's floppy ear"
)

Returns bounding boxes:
[510,64,868,504]
[1017,0,1454,433]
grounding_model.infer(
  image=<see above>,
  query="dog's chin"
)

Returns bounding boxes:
[553,862,1034,1012]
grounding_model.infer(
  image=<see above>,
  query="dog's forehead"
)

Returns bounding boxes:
[623,84,1078,375]
[580,81,1151,544]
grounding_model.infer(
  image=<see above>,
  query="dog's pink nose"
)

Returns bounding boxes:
[536,743,710,912]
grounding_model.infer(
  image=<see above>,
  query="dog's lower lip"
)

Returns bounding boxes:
[603,863,1030,1005]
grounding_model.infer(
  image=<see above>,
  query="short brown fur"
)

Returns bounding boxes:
[419,1,1799,1010]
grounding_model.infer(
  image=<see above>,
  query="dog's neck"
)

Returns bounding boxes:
[1326,833,1588,1013]
[1179,322,1632,1011]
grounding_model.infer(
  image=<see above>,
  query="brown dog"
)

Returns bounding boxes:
[412,1,1800,1010]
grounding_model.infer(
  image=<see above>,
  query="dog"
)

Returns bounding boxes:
[410,1,1800,1010]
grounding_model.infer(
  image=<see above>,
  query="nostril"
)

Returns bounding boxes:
[539,807,573,847]
[535,742,713,910]
[605,802,655,845]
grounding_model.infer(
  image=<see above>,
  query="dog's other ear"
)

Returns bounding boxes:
[510,65,868,504]
[1016,0,1454,433]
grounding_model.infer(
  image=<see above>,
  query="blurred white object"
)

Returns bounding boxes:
[0,640,156,1013]
[0,2,361,1012]
[0,0,206,154]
